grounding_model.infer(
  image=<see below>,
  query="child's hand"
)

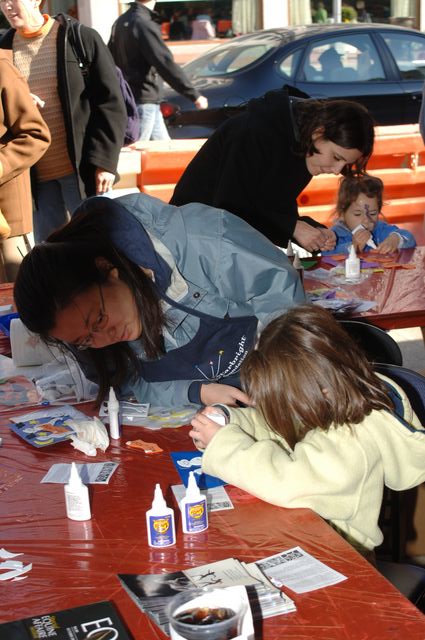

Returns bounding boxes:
[352,227,371,252]
[189,408,225,449]
[376,233,400,254]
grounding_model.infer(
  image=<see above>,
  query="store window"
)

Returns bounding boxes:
[44,1,78,18]
[155,1,233,39]
[309,1,418,27]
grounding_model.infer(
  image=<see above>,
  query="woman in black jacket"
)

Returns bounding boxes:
[171,87,375,253]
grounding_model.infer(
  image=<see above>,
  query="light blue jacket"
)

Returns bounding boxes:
[323,219,416,255]
[79,193,305,407]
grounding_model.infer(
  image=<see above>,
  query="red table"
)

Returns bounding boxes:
[1,407,425,639]
[304,246,425,330]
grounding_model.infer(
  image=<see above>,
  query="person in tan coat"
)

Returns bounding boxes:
[0,51,50,281]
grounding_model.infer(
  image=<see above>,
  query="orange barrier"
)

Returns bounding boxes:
[114,125,425,240]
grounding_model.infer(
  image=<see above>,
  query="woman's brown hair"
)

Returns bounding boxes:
[294,99,375,174]
[241,304,393,450]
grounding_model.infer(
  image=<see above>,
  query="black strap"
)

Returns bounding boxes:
[68,20,89,82]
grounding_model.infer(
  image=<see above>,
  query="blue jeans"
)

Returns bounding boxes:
[33,173,82,243]
[137,103,170,141]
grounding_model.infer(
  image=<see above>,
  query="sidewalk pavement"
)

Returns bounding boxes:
[389,327,425,374]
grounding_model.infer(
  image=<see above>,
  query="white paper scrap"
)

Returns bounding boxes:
[41,461,118,485]
[254,546,347,594]
[171,484,234,512]
[0,562,32,581]
[0,548,23,559]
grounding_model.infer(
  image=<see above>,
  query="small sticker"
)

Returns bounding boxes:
[125,439,163,454]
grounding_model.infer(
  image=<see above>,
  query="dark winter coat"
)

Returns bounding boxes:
[0,13,127,198]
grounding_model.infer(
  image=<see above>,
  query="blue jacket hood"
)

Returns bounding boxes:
[74,196,173,293]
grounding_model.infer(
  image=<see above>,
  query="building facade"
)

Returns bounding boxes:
[38,1,425,42]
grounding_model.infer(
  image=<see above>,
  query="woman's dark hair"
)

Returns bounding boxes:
[294,99,375,173]
[241,304,393,450]
[14,207,166,404]
[336,173,384,215]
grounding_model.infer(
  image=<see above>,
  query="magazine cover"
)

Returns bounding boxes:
[0,600,133,639]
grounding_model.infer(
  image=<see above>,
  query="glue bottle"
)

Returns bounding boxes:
[180,471,208,534]
[146,483,176,547]
[108,386,120,440]
[286,239,295,263]
[64,462,91,521]
[345,244,361,282]
[293,251,304,285]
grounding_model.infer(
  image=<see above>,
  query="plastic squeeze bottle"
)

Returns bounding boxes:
[108,386,120,439]
[146,483,176,547]
[180,471,208,534]
[352,223,377,249]
[345,244,361,282]
[293,251,304,285]
[64,462,91,521]
[286,239,295,263]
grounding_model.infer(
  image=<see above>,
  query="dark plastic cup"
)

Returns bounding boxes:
[167,587,246,640]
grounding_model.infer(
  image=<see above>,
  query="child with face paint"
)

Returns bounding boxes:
[323,174,416,255]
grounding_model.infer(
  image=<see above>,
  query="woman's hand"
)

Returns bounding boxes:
[200,383,251,407]
[377,233,400,254]
[189,409,224,449]
[319,229,336,252]
[293,221,333,253]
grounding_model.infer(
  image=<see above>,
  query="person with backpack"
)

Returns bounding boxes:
[108,0,208,141]
[0,0,127,242]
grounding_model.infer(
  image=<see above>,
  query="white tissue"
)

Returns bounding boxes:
[69,417,109,456]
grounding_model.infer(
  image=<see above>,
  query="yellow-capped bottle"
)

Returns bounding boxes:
[146,483,176,547]
[180,471,208,534]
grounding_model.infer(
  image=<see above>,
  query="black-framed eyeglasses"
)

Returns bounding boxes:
[75,283,109,351]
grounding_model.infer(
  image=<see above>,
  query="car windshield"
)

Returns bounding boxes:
[184,33,282,77]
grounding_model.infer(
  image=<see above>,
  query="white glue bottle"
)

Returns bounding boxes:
[293,251,304,285]
[64,462,91,521]
[108,386,120,440]
[286,239,295,263]
[345,244,361,282]
[146,483,176,547]
[180,471,208,534]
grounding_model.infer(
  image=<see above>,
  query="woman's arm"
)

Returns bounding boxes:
[0,59,50,185]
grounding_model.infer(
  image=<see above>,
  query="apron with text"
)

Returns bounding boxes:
[138,294,258,387]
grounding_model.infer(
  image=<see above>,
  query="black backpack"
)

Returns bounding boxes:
[69,21,140,146]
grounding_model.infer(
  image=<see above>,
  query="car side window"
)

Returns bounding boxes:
[277,49,302,80]
[300,34,385,83]
[185,43,276,78]
[382,33,425,80]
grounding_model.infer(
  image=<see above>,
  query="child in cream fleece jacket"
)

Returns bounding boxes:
[190,305,425,554]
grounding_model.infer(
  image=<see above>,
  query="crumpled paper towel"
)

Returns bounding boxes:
[68,417,109,456]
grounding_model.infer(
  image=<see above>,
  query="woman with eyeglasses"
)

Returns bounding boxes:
[14,192,305,408]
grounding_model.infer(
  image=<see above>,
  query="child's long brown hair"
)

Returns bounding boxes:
[241,305,393,450]
[336,173,384,215]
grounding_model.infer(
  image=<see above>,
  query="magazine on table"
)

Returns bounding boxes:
[0,600,133,639]
[118,557,296,635]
